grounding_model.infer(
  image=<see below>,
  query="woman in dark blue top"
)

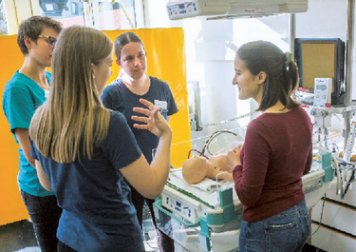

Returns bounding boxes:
[101,32,178,252]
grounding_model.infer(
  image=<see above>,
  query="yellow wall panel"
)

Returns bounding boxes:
[0,28,191,226]
[301,43,335,89]
[0,34,29,226]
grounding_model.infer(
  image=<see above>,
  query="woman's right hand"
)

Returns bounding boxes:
[132,98,172,137]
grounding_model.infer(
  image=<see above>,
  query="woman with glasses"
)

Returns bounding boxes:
[2,16,62,252]
[101,32,178,252]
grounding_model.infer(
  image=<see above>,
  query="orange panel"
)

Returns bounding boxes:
[0,28,191,226]
[0,35,29,226]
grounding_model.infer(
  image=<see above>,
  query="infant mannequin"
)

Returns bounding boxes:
[182,154,233,184]
[339,151,356,162]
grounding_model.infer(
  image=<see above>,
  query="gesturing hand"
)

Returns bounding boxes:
[132,99,172,137]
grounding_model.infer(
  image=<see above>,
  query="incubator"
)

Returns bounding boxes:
[153,129,335,252]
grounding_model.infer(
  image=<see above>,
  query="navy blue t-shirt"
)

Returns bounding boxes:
[31,111,145,252]
[101,76,178,163]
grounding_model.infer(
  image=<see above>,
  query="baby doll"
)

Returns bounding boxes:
[182,154,233,184]
[339,151,356,162]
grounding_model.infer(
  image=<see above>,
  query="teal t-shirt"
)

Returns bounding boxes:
[2,71,55,197]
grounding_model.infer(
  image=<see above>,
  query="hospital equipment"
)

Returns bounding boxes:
[294,38,346,106]
[153,151,334,252]
[303,104,356,251]
[166,0,308,20]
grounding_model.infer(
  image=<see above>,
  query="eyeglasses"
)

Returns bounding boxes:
[37,35,57,47]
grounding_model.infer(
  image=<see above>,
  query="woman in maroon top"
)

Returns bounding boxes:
[226,41,312,252]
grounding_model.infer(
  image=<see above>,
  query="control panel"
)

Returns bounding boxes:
[313,78,332,107]
[161,193,199,223]
[167,2,199,20]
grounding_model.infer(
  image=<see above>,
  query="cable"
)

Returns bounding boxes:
[332,143,339,153]
[187,148,209,159]
[331,153,341,196]
[215,171,229,191]
[201,130,238,155]
[341,167,355,199]
[142,202,159,252]
[311,194,326,236]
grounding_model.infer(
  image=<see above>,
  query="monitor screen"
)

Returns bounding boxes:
[294,38,345,105]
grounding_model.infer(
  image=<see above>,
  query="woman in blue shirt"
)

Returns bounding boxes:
[101,32,178,252]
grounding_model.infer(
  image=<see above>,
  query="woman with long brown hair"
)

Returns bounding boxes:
[29,26,172,252]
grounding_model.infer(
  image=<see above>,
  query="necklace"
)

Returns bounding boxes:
[19,66,50,90]
[26,74,50,90]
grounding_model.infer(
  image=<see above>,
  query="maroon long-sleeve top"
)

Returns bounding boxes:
[233,106,313,223]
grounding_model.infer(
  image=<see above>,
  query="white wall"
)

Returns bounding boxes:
[145,0,355,151]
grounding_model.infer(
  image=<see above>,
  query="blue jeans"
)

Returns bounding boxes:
[239,199,310,252]
[21,190,62,252]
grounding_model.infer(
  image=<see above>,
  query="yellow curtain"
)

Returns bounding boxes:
[0,28,191,225]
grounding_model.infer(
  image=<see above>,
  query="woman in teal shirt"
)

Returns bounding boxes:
[2,16,62,252]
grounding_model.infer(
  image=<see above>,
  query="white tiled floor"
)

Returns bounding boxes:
[144,240,159,252]
[0,219,320,252]
[14,247,40,252]
[11,239,160,252]
[0,220,38,252]
[0,219,160,252]
[142,229,159,252]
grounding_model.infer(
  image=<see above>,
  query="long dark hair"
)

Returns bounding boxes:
[236,41,299,111]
